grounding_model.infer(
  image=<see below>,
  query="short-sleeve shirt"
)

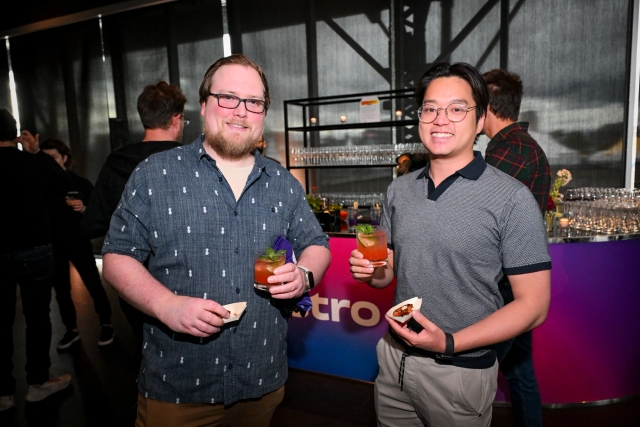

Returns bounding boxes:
[381,151,551,357]
[103,135,329,405]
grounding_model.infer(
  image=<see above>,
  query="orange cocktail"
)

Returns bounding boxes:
[356,229,388,267]
[254,250,286,291]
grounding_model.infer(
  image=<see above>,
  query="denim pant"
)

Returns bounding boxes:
[495,285,542,427]
[0,245,54,395]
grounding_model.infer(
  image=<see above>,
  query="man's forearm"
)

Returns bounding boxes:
[452,269,551,353]
[102,253,174,319]
[296,245,331,283]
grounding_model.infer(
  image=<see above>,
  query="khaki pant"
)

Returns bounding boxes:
[136,386,284,427]
[375,333,497,427]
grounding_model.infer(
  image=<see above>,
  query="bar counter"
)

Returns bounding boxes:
[287,230,640,406]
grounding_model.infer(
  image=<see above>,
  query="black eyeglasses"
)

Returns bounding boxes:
[179,114,190,126]
[208,93,266,114]
[417,103,477,124]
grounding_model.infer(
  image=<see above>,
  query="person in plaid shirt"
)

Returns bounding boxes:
[482,68,551,427]
[483,69,551,214]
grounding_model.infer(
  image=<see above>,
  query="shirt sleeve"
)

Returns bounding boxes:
[101,162,152,264]
[500,186,552,275]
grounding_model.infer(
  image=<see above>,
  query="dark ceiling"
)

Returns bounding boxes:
[0,0,131,33]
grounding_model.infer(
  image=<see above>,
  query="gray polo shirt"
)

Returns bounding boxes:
[382,151,551,356]
[103,135,329,404]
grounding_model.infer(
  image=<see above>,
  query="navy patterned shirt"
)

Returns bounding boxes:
[103,135,329,405]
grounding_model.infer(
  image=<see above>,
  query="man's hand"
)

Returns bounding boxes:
[349,249,375,282]
[67,199,86,213]
[155,295,230,337]
[18,130,40,154]
[387,310,447,354]
[268,262,306,299]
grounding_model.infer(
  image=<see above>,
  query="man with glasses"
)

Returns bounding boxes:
[82,81,187,343]
[482,68,551,427]
[349,62,551,427]
[102,54,330,426]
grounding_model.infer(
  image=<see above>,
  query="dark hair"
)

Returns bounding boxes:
[40,138,73,168]
[0,108,17,141]
[482,69,522,121]
[415,62,489,125]
[137,81,187,130]
[198,54,271,115]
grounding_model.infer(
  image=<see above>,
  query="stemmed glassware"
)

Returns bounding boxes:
[561,187,640,235]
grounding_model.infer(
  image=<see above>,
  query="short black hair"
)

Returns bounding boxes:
[415,62,489,125]
[137,81,187,130]
[482,68,523,121]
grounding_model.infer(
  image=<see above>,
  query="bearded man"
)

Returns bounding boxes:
[102,54,331,427]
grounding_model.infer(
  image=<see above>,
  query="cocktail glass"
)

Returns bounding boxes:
[347,207,358,230]
[356,229,388,267]
[370,206,381,226]
[65,191,79,206]
[254,250,286,291]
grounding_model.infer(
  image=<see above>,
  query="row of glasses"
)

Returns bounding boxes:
[562,188,640,234]
[290,143,427,167]
[310,192,385,209]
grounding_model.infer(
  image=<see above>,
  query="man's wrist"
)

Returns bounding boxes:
[297,265,314,292]
[436,332,455,360]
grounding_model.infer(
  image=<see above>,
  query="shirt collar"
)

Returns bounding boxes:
[417,150,486,181]
[487,121,529,149]
[193,134,276,177]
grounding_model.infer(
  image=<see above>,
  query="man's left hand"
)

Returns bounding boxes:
[268,262,306,299]
[386,310,447,354]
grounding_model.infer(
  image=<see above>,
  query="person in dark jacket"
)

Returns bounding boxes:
[0,109,72,410]
[37,137,115,349]
[81,81,187,343]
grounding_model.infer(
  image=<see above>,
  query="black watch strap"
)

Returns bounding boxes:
[437,332,455,360]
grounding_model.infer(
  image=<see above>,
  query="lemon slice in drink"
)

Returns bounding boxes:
[357,233,377,247]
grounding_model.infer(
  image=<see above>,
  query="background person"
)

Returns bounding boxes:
[349,62,551,427]
[0,109,71,410]
[482,68,552,427]
[394,152,428,177]
[81,81,187,344]
[36,137,114,349]
[102,54,331,426]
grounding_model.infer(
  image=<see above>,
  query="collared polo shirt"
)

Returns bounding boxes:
[381,151,551,357]
[103,135,329,404]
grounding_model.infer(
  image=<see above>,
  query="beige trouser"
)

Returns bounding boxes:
[375,333,497,427]
[136,386,284,427]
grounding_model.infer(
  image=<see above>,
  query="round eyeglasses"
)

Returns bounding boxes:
[417,103,477,124]
[179,114,190,126]
[208,93,266,114]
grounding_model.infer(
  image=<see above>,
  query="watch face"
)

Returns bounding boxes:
[307,271,315,289]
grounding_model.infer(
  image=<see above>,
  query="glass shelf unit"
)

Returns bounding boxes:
[283,88,423,197]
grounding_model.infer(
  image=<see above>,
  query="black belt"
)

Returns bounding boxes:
[389,329,497,391]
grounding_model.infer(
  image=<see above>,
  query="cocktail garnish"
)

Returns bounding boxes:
[354,224,377,247]
[353,224,375,235]
[260,247,287,261]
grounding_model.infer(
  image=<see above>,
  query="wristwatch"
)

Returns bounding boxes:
[436,332,455,361]
[297,265,315,292]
